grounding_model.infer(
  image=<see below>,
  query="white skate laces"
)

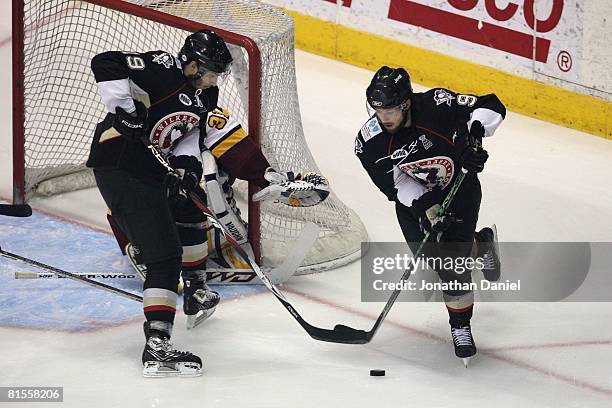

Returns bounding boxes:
[451,326,473,347]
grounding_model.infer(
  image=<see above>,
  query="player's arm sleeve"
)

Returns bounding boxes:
[91,51,138,114]
[466,94,506,137]
[355,133,397,202]
[200,108,270,188]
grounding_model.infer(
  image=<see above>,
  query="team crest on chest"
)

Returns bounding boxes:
[152,52,174,69]
[398,156,454,189]
[434,89,455,106]
[150,112,199,153]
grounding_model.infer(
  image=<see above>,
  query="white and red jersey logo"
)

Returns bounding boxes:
[150,112,199,154]
[398,155,454,189]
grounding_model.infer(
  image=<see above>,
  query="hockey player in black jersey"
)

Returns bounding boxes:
[87,30,328,377]
[355,66,504,365]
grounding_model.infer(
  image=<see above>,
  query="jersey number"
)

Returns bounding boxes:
[208,109,230,129]
[457,94,477,107]
[208,114,228,130]
[126,56,145,70]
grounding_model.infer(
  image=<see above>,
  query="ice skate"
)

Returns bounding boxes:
[450,324,477,367]
[476,224,501,281]
[142,322,202,377]
[126,242,147,281]
[183,272,220,329]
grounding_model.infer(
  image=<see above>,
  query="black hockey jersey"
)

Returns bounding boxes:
[86,50,219,180]
[355,88,506,207]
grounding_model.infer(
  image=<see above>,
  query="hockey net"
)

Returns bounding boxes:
[12,0,368,272]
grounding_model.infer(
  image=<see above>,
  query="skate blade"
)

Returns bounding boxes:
[462,357,471,367]
[186,308,216,330]
[142,361,202,378]
[177,276,184,295]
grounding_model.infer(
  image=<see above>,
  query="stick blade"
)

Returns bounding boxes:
[305,324,370,344]
[0,204,32,217]
[332,324,370,344]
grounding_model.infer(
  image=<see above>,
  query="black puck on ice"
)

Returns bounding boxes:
[370,369,385,377]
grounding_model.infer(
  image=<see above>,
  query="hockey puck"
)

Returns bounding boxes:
[370,369,385,377]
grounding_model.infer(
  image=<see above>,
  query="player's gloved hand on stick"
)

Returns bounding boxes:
[252,168,330,207]
[164,155,204,199]
[411,187,454,234]
[113,100,149,143]
[456,121,489,173]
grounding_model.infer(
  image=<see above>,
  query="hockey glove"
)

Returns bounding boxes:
[164,155,204,199]
[252,168,330,207]
[411,187,454,234]
[456,121,489,173]
[113,100,148,143]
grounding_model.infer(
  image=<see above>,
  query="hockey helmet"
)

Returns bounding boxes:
[179,29,232,77]
[366,66,412,110]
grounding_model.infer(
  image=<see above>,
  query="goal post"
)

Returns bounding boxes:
[12,0,368,272]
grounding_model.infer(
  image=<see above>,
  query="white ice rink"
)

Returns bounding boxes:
[1,2,612,406]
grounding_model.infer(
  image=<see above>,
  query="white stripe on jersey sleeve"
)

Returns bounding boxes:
[468,108,504,137]
[96,78,136,114]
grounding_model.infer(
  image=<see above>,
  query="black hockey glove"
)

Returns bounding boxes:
[113,100,149,143]
[456,121,489,173]
[411,187,454,234]
[164,155,204,199]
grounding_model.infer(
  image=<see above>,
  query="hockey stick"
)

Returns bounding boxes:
[268,221,320,285]
[15,222,317,285]
[0,246,143,302]
[145,142,366,343]
[0,203,32,217]
[14,271,138,280]
[332,170,469,344]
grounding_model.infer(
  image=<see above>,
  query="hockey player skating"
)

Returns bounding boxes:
[355,66,504,365]
[86,30,328,377]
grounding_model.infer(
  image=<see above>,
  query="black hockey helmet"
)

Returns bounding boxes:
[366,66,413,110]
[178,29,232,76]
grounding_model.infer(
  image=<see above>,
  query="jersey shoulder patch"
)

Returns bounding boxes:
[360,116,383,142]
[150,51,175,69]
[431,88,456,107]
